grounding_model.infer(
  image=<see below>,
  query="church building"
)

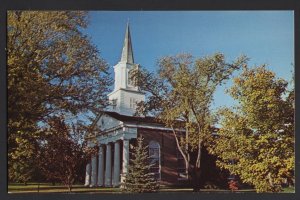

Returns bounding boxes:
[84,23,189,187]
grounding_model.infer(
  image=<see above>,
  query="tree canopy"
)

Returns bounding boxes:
[208,65,294,192]
[133,53,247,191]
[7,11,111,183]
[38,116,90,192]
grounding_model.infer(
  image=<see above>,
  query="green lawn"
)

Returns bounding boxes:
[8,183,294,194]
[8,183,121,193]
[282,186,295,193]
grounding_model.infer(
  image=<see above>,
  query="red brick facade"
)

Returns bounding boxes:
[137,128,188,186]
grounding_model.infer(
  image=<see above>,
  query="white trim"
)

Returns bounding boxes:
[97,128,137,145]
[124,123,185,132]
[97,124,124,136]
[177,177,189,181]
[108,87,144,96]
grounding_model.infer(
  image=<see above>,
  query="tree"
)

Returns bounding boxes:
[133,53,247,191]
[122,137,159,193]
[208,66,294,192]
[38,116,91,192]
[7,11,111,182]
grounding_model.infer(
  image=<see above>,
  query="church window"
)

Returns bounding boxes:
[149,140,161,180]
[112,99,117,110]
[128,69,135,86]
[129,97,136,109]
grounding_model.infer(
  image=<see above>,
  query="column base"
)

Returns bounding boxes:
[112,182,120,188]
[120,173,127,188]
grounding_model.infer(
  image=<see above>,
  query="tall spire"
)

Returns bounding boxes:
[120,21,134,64]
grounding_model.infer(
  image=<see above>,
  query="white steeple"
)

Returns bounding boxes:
[120,22,134,64]
[107,22,145,116]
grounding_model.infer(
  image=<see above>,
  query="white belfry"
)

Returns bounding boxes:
[107,22,145,116]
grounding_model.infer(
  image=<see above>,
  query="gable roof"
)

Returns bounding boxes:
[89,111,218,136]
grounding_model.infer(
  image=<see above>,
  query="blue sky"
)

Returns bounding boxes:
[85,11,294,110]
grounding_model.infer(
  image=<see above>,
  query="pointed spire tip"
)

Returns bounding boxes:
[120,21,134,64]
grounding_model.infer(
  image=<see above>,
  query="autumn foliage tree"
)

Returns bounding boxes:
[209,66,294,192]
[38,116,90,192]
[7,11,111,183]
[133,53,247,191]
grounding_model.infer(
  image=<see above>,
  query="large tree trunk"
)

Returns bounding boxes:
[68,185,72,192]
[192,139,203,192]
[192,166,202,192]
[67,175,73,192]
[171,126,190,178]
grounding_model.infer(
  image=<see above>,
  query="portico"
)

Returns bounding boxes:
[85,125,137,187]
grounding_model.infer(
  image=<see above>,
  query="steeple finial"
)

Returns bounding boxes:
[120,21,134,64]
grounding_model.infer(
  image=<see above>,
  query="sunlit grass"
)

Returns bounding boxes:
[282,187,295,193]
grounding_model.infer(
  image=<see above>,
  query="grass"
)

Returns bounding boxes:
[282,186,295,193]
[7,183,294,194]
[8,183,121,193]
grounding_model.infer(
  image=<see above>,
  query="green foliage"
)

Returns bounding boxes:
[122,137,159,193]
[8,127,40,183]
[209,66,294,192]
[7,11,111,183]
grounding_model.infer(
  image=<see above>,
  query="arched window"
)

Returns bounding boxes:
[149,140,161,180]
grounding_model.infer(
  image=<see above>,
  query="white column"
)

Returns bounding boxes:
[113,141,121,187]
[97,145,105,186]
[121,139,130,184]
[105,143,112,187]
[122,140,130,174]
[84,163,91,186]
[90,155,97,187]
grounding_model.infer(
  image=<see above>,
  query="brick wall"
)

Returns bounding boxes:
[137,128,189,186]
